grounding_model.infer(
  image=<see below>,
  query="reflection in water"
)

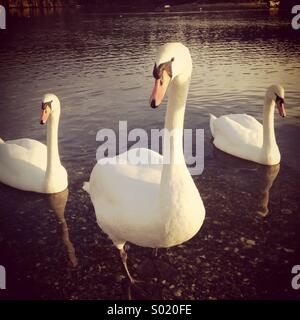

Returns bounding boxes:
[48,188,78,267]
[256,164,280,217]
[269,8,279,16]
[212,147,280,217]
[8,6,63,17]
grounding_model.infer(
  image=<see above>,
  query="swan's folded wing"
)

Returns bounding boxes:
[225,114,263,133]
[214,114,263,147]
[5,138,45,151]
[0,139,47,170]
[89,148,163,217]
[0,141,47,191]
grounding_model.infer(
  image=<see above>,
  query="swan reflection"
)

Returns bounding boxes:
[255,164,280,217]
[48,188,78,267]
[212,148,280,217]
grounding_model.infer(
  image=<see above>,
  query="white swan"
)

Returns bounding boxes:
[210,85,286,165]
[84,43,205,283]
[0,94,68,193]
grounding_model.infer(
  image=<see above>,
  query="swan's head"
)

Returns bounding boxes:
[266,84,286,118]
[40,93,60,125]
[150,42,192,108]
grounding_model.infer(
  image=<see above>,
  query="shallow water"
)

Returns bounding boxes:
[0,8,300,299]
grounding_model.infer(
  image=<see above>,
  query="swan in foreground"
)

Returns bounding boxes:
[84,43,205,283]
[210,85,286,165]
[0,94,68,193]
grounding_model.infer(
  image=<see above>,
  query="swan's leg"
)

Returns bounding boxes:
[119,247,138,284]
[152,248,158,257]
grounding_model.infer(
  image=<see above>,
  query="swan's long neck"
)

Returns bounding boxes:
[262,97,277,150]
[45,111,61,187]
[161,75,190,177]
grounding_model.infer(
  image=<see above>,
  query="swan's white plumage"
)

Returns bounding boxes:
[88,148,204,250]
[85,43,205,253]
[211,114,263,147]
[209,114,216,137]
[88,148,164,249]
[82,181,90,193]
[0,138,47,192]
[0,94,68,193]
[210,85,284,165]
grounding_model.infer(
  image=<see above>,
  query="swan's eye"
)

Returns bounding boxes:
[275,94,284,104]
[42,100,53,111]
[153,59,173,80]
[160,78,163,86]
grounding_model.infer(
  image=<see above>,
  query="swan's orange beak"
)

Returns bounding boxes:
[40,105,51,125]
[276,99,286,118]
[150,70,171,109]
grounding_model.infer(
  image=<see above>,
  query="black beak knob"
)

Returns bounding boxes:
[150,99,157,109]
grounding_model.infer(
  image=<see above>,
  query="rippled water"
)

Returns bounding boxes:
[0,9,300,299]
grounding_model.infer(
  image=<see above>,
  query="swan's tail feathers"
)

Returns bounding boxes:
[83,181,90,194]
[209,114,217,138]
[0,138,4,144]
